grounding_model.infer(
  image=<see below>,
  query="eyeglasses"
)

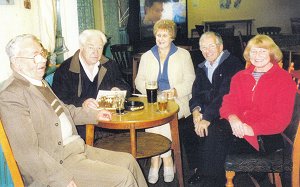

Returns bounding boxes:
[249,48,269,57]
[14,49,48,64]
[200,43,219,52]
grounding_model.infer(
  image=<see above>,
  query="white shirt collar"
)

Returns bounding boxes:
[19,73,43,87]
[79,54,100,81]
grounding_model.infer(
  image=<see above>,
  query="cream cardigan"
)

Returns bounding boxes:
[135,47,195,118]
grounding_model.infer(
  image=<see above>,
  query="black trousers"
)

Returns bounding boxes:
[179,117,283,180]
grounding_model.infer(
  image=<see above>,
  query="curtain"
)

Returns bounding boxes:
[60,0,79,59]
[37,0,56,52]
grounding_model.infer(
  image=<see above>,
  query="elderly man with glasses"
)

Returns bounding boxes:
[0,34,147,187]
[179,31,244,186]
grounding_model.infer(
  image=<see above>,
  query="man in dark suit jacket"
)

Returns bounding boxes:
[52,29,131,141]
[180,31,244,186]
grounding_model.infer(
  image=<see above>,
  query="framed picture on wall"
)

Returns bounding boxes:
[0,0,14,5]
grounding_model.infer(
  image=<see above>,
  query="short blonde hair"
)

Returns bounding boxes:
[243,34,283,63]
[79,29,107,48]
[153,19,177,39]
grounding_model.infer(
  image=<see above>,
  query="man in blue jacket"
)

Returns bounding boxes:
[180,31,244,186]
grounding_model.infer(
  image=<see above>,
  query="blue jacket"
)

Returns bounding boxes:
[189,50,243,121]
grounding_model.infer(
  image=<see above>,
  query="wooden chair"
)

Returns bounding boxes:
[225,93,300,187]
[0,119,24,187]
[288,62,300,93]
[257,27,281,35]
[212,26,235,37]
[195,25,204,37]
[110,44,134,90]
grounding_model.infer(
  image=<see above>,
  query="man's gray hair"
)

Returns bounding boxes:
[6,34,39,60]
[199,31,223,46]
[79,29,107,48]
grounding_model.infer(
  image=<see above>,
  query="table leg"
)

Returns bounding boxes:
[170,114,184,187]
[86,124,94,146]
[130,125,137,158]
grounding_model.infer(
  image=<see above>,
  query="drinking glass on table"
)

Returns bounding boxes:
[145,81,158,103]
[157,91,168,112]
[115,95,125,114]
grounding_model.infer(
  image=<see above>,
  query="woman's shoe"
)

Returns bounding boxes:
[148,158,162,184]
[163,165,175,182]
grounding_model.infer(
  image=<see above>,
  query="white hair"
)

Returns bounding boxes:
[78,29,107,48]
[6,34,39,60]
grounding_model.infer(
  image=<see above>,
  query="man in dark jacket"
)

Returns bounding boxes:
[180,31,244,186]
[52,29,131,141]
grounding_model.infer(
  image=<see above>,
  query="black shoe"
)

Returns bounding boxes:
[188,172,203,184]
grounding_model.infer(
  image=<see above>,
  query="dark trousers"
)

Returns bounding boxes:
[180,118,283,182]
[179,115,204,170]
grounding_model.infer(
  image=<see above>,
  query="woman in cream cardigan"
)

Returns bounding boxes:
[135,19,195,184]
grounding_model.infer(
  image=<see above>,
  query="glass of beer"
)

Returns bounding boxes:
[157,91,168,112]
[115,95,125,114]
[145,81,158,103]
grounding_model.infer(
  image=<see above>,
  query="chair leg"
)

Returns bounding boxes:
[226,171,235,187]
[268,173,282,187]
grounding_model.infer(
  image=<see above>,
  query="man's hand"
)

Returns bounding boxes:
[228,114,245,138]
[67,180,77,187]
[111,87,121,91]
[82,98,99,110]
[97,110,112,121]
[192,109,202,124]
[194,120,210,137]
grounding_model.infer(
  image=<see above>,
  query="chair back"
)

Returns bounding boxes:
[212,26,235,37]
[291,18,300,34]
[0,119,24,187]
[110,44,133,70]
[257,27,281,35]
[195,25,204,36]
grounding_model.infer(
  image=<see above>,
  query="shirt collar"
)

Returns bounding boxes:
[79,54,100,81]
[18,72,43,87]
[151,42,178,61]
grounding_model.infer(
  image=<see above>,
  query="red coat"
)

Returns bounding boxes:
[220,64,296,150]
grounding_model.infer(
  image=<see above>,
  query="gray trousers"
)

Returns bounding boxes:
[63,139,148,187]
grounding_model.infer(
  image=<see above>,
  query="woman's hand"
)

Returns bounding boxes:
[228,114,245,138]
[163,88,177,99]
[242,123,254,136]
[97,110,112,121]
[82,98,99,110]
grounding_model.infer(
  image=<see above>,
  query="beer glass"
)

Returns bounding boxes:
[145,81,158,103]
[157,91,168,112]
[115,95,125,114]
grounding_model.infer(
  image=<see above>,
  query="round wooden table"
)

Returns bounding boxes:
[85,97,184,187]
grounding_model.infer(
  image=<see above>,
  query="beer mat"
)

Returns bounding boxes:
[124,101,144,111]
